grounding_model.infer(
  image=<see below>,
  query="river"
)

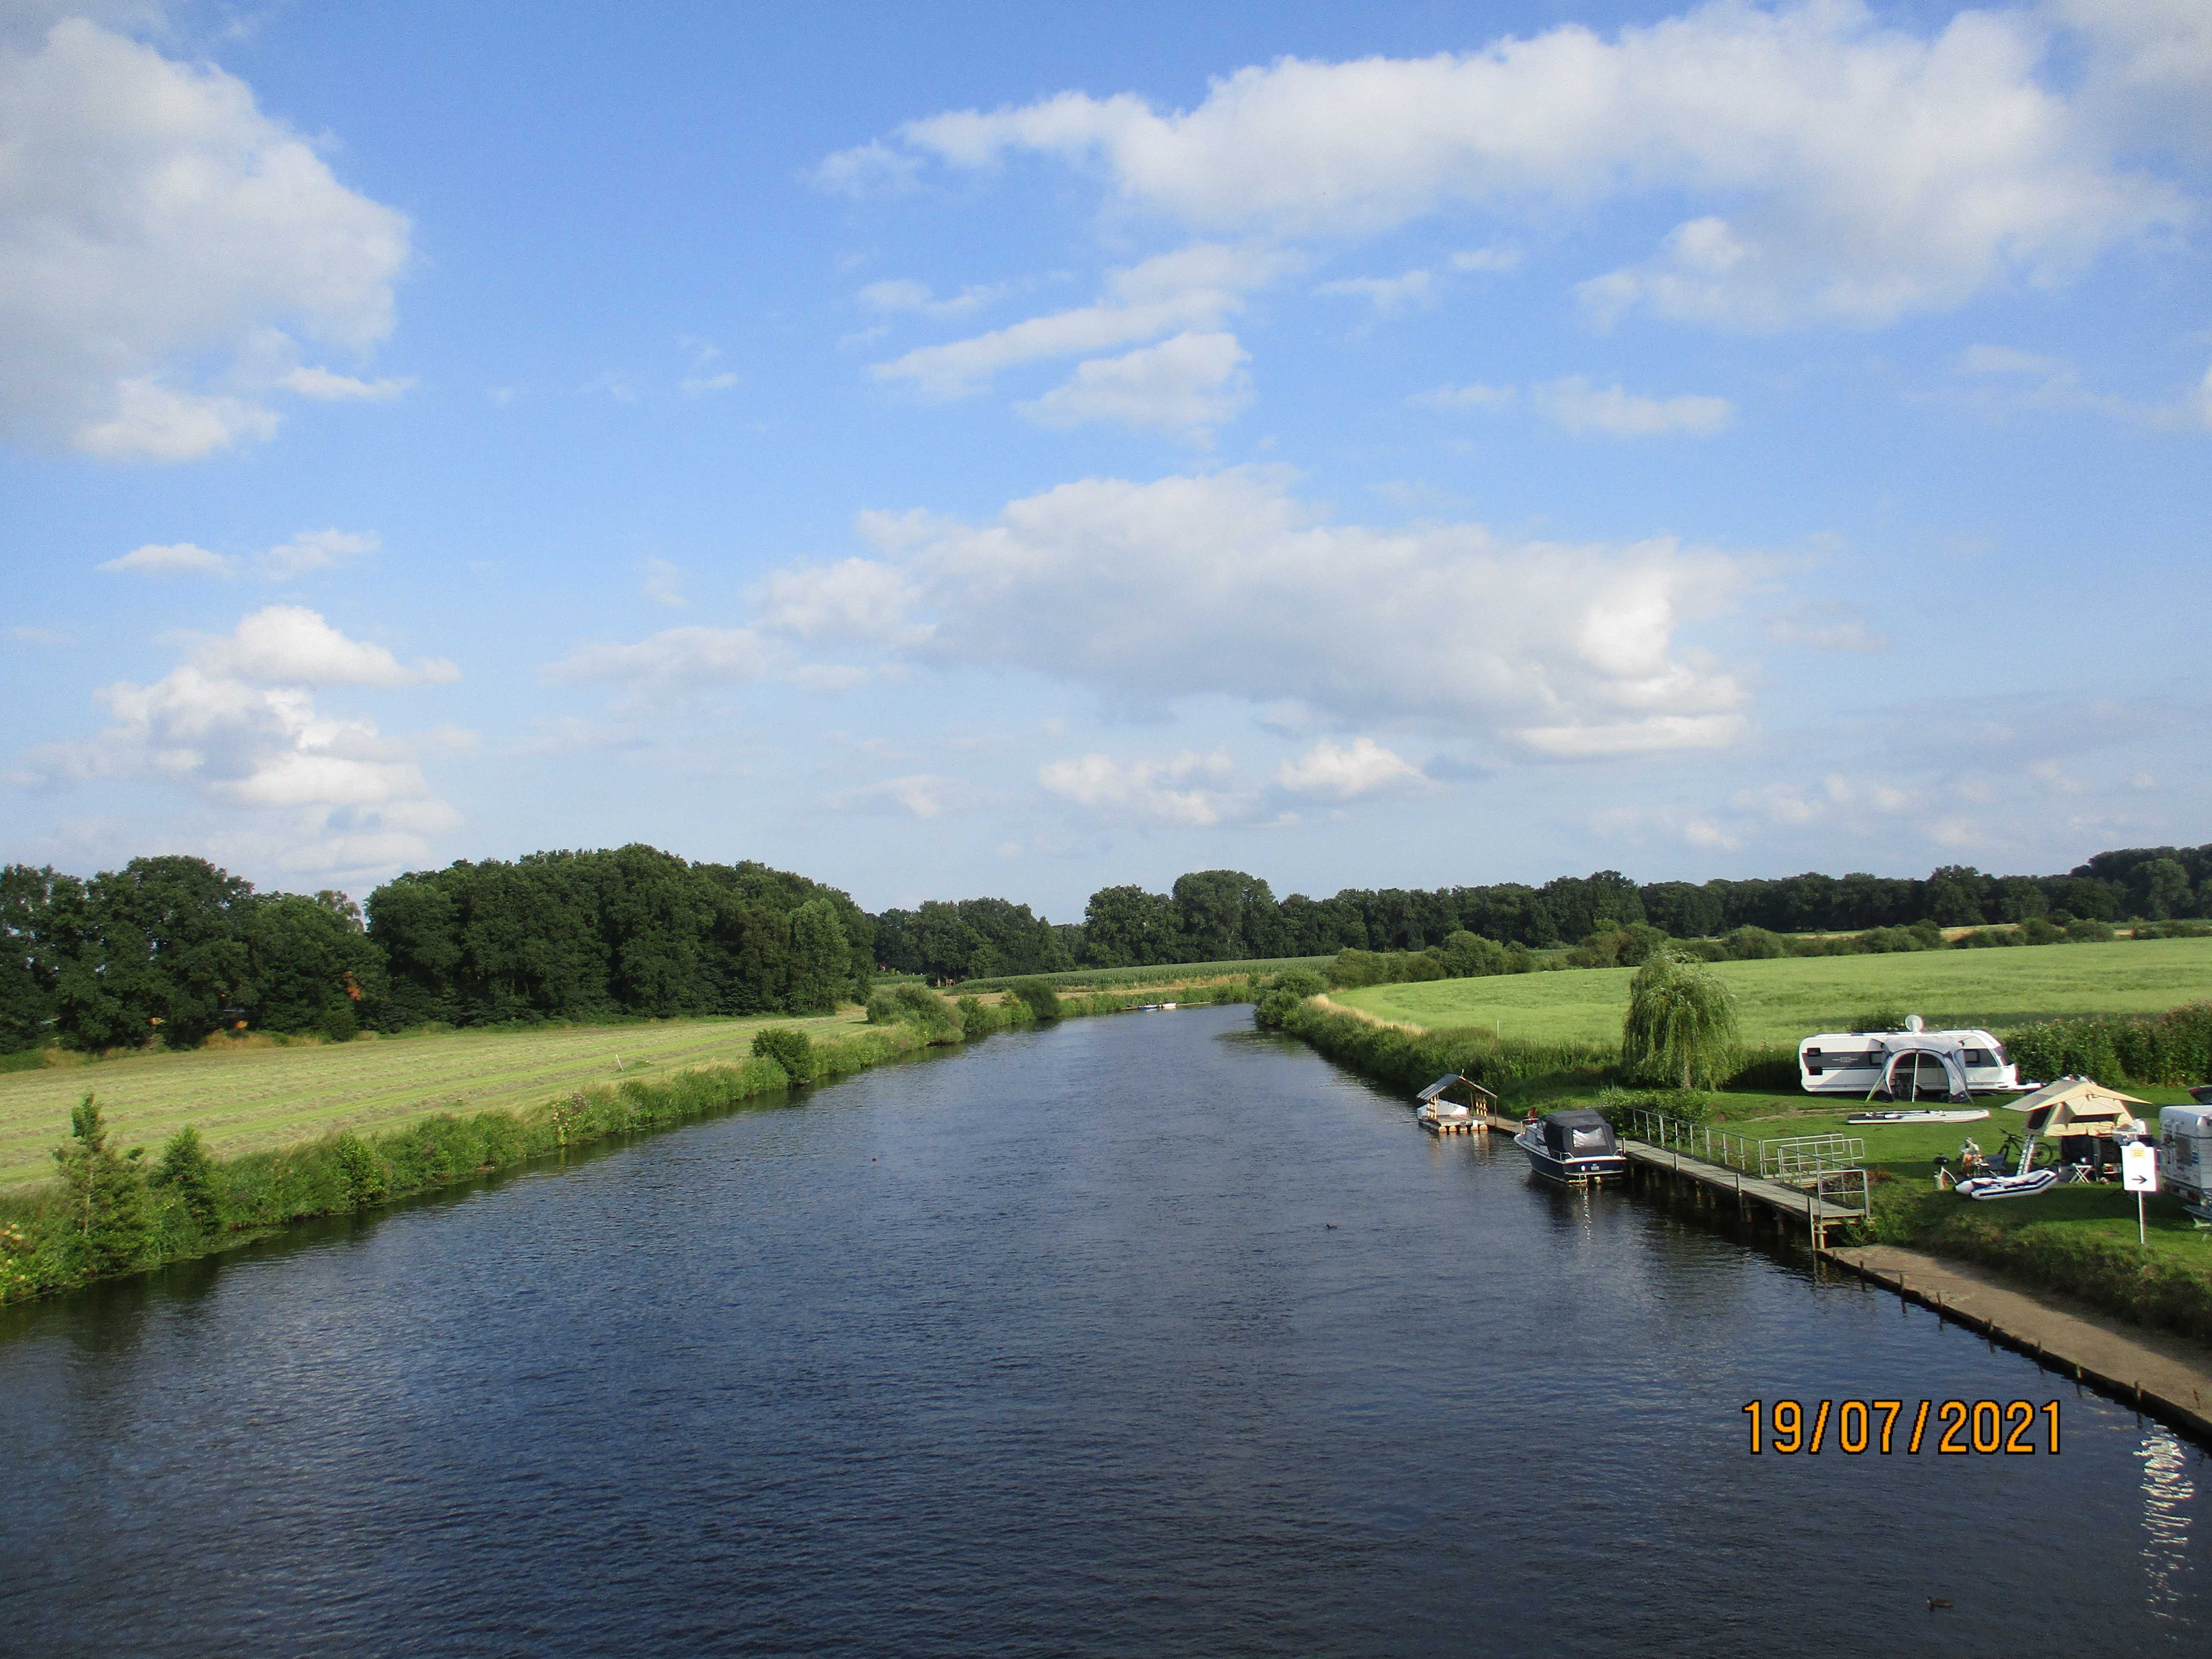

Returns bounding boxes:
[0,1006,2202,1656]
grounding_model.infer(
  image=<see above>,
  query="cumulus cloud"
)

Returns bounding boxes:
[1412,383,1516,411]
[1531,377,1735,437]
[259,528,380,581]
[831,774,960,819]
[1038,750,1250,826]
[0,19,411,459]
[833,1,2185,331]
[544,625,778,692]
[871,243,1292,398]
[278,365,413,401]
[1274,737,1422,798]
[1315,268,1433,317]
[100,541,236,578]
[193,606,458,687]
[14,608,460,876]
[760,467,1755,757]
[1015,331,1251,434]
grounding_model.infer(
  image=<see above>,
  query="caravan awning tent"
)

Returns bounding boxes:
[2002,1077,2150,1137]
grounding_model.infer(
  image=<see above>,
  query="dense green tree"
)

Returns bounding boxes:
[1171,869,1285,961]
[2130,858,2193,922]
[247,895,386,1038]
[0,864,76,1051]
[58,857,253,1049]
[1620,955,1741,1091]
[784,899,852,1014]
[1080,884,1182,967]
[1923,865,1990,927]
[53,1095,151,1276]
[152,1124,222,1237]
[1637,881,1723,939]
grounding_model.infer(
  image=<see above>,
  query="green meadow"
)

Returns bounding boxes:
[0,1009,868,1191]
[1332,936,2212,1047]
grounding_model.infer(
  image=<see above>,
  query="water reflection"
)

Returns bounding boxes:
[2141,1428,2198,1620]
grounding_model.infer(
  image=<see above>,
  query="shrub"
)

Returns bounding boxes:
[2016,916,2063,945]
[2065,918,2113,942]
[1620,954,1741,1089]
[1719,926,1787,960]
[750,1026,815,1083]
[866,984,963,1042]
[1254,968,1327,1030]
[151,1125,223,1237]
[331,1132,388,1206]
[1593,1086,1714,1127]
[52,1094,151,1278]
[1004,978,1064,1021]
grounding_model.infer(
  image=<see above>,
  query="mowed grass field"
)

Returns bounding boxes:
[0,1009,867,1191]
[1333,937,2212,1046]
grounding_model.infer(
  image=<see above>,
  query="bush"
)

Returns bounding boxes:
[151,1125,222,1237]
[2065,918,2113,942]
[2016,916,2063,945]
[1003,979,1064,1021]
[1255,968,1327,1030]
[51,1095,151,1278]
[1593,1086,1714,1127]
[1719,926,1787,960]
[750,1026,815,1083]
[331,1131,388,1206]
[866,984,963,1043]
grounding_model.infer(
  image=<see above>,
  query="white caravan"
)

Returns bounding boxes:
[2156,1105,2212,1225]
[1796,1017,2020,1100]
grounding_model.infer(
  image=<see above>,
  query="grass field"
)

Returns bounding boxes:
[0,1009,867,1191]
[1334,937,2212,1046]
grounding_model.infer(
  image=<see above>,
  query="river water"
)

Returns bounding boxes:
[1,1006,2203,1656]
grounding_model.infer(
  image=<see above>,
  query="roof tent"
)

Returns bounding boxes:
[2001,1076,2150,1137]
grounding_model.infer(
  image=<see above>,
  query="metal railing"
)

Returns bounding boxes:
[1623,1109,1866,1194]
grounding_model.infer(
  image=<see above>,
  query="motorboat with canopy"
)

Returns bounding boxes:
[1513,1109,1627,1184]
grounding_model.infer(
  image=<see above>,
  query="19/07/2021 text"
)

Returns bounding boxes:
[1743,1399,2060,1455]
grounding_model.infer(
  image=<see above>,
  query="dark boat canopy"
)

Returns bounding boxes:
[1540,1109,1618,1157]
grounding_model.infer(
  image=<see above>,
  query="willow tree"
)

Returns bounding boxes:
[1620,953,1741,1090]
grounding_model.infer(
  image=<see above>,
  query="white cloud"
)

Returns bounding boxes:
[857,277,1005,319]
[643,558,687,609]
[1016,331,1251,435]
[193,606,458,687]
[845,2,2185,331]
[1315,268,1433,317]
[762,467,1754,757]
[1766,602,1888,653]
[832,774,959,819]
[259,528,380,581]
[1957,344,2067,375]
[14,614,460,878]
[870,243,1292,398]
[1450,246,1522,273]
[805,137,921,197]
[1274,737,1421,798]
[278,365,413,401]
[544,625,778,691]
[1412,383,1515,411]
[1039,750,1250,826]
[0,19,410,459]
[2052,0,2212,160]
[100,541,237,578]
[1531,377,1735,437]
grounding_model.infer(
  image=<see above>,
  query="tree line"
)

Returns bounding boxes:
[3,839,2204,1049]
[872,844,2209,980]
[1,845,873,1051]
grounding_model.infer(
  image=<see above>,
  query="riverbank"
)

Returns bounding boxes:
[0,977,1257,1306]
[1827,1244,2212,1443]
[1269,993,2212,1346]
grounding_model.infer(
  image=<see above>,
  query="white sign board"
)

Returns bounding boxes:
[2122,1140,2159,1194]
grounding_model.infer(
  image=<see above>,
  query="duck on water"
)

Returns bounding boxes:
[1513,1109,1629,1185]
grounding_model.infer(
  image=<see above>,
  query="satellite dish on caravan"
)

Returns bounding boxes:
[1905,1014,1925,1032]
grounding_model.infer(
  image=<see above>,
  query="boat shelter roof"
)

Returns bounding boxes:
[1416,1075,1468,1102]
[2002,1076,2150,1133]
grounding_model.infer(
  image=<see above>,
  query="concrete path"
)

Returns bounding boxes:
[1827,1243,2212,1442]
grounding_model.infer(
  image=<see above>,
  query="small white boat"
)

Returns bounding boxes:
[1846,1106,1990,1126]
[1160,1002,1177,1010]
[1956,1168,2060,1200]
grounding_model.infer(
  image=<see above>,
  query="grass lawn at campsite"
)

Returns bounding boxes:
[1695,1089,2212,1269]
[1333,936,2212,1047]
[0,1008,867,1191]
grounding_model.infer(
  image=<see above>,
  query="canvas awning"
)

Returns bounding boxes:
[2001,1076,2150,1136]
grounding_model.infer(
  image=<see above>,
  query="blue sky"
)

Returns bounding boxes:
[2,0,2206,919]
